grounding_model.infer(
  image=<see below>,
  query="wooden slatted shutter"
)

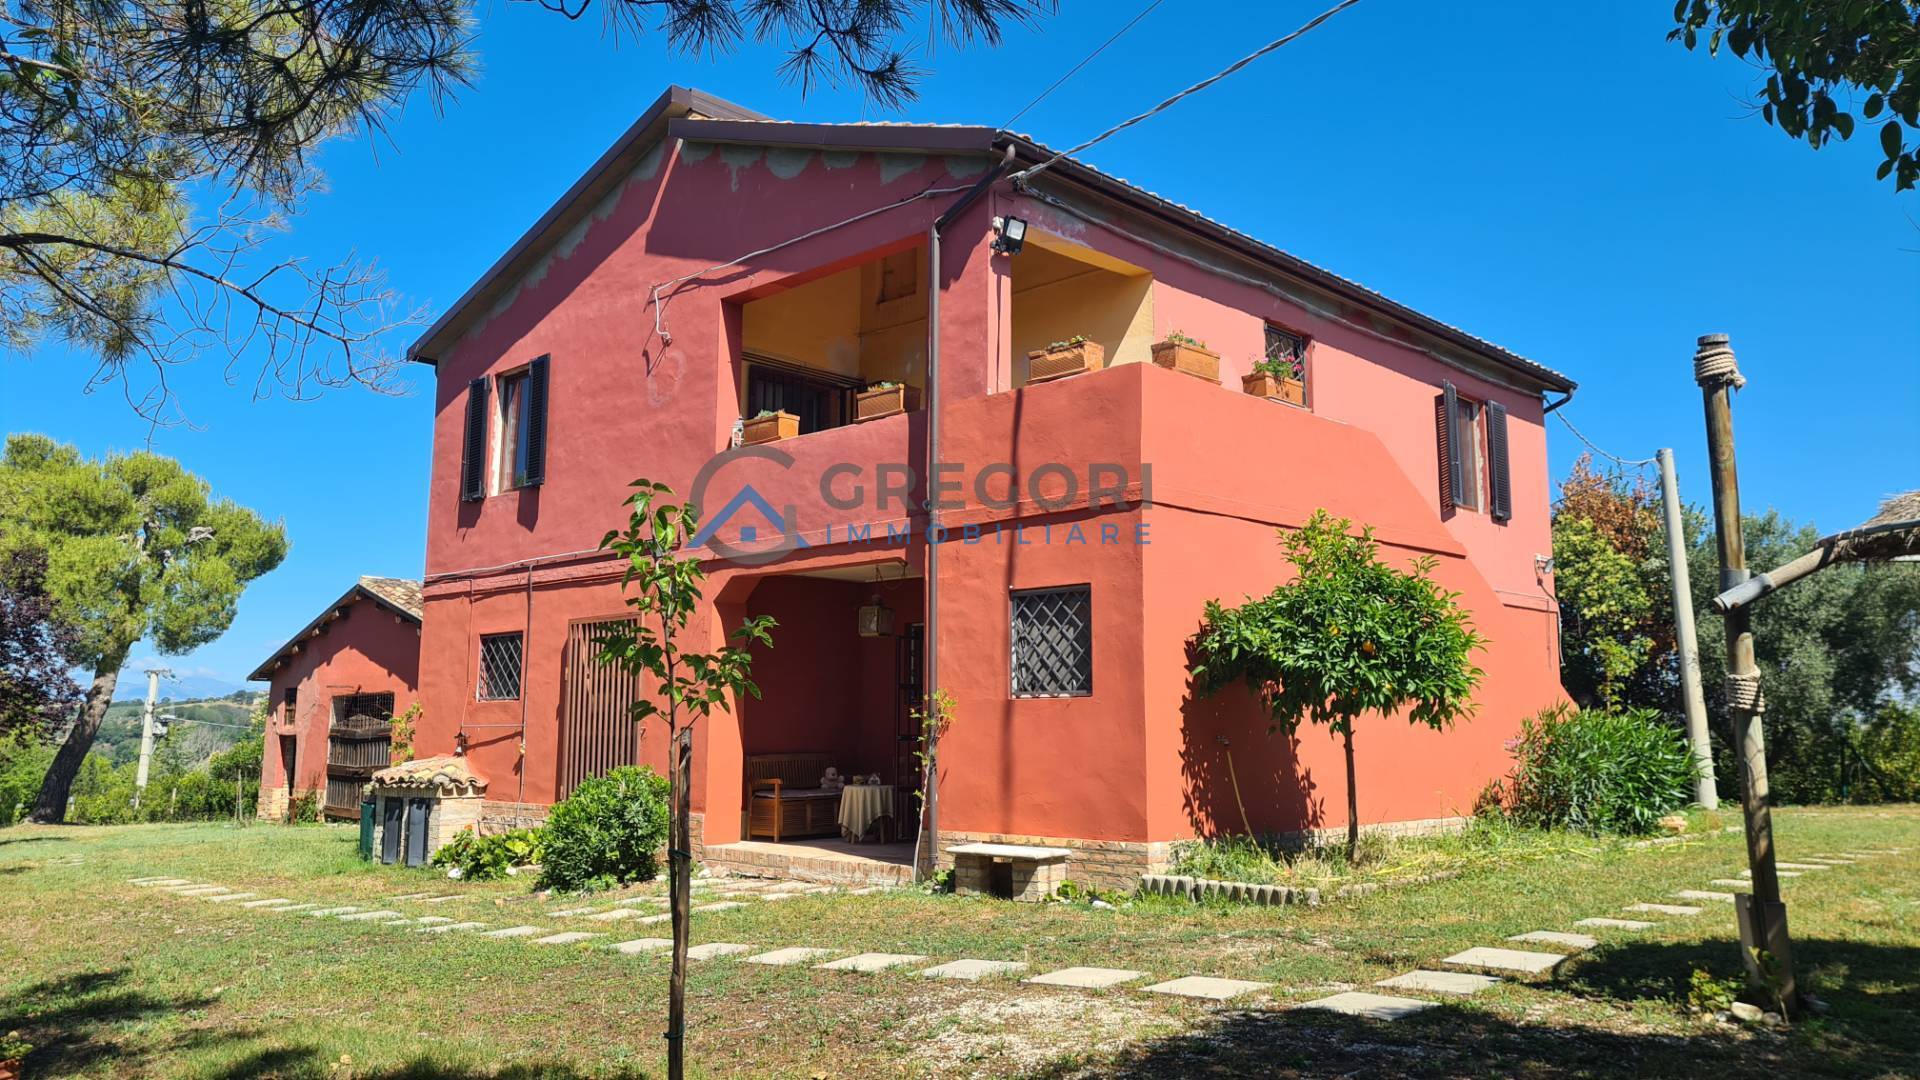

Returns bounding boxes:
[559,618,642,799]
[1435,379,1463,514]
[1486,400,1512,522]
[523,355,549,486]
[460,377,488,502]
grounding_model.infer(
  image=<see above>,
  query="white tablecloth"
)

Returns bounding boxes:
[838,784,895,842]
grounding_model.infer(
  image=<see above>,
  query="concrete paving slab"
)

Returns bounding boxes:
[159,883,214,892]
[416,921,488,933]
[686,943,752,961]
[612,938,674,955]
[758,892,799,902]
[1708,879,1751,888]
[385,893,435,902]
[1023,967,1148,990]
[175,886,232,896]
[238,898,293,908]
[385,916,456,926]
[919,959,1029,981]
[1441,947,1565,976]
[416,895,463,903]
[304,907,361,917]
[548,907,600,917]
[1140,976,1268,1001]
[635,913,671,925]
[336,910,404,922]
[745,947,836,967]
[265,903,320,913]
[584,908,646,922]
[1773,862,1833,871]
[1294,991,1435,1020]
[533,932,605,945]
[1673,890,1735,902]
[614,897,667,908]
[1625,903,1703,916]
[1507,931,1598,950]
[134,878,192,887]
[204,893,258,903]
[1741,869,1802,878]
[480,926,547,938]
[817,953,927,973]
[847,886,891,896]
[692,902,744,913]
[1575,917,1656,930]
[1375,970,1500,995]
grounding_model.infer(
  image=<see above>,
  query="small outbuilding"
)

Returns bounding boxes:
[250,577,422,820]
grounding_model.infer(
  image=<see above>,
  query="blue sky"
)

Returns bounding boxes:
[4,0,1915,691]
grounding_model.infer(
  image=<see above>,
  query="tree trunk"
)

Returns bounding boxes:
[30,655,123,823]
[667,722,692,1080]
[1342,727,1359,862]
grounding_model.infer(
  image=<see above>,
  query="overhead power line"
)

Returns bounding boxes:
[1003,0,1166,130]
[1012,0,1367,184]
[1554,410,1657,470]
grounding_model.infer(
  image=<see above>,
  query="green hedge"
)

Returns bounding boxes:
[538,765,671,892]
[1507,705,1697,835]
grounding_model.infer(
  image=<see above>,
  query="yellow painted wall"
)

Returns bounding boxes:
[1009,260,1154,387]
[740,248,927,389]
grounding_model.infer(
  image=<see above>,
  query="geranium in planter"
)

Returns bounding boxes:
[1151,332,1220,383]
[854,381,922,421]
[742,410,799,445]
[1027,335,1105,383]
[1242,356,1305,405]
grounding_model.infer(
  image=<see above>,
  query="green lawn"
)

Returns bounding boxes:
[3,807,1917,1078]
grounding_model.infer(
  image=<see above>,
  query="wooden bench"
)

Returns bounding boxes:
[745,753,841,842]
[948,842,1072,902]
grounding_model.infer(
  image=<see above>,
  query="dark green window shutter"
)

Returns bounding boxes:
[460,377,488,502]
[523,355,549,486]
[1486,400,1512,522]
[1436,379,1462,514]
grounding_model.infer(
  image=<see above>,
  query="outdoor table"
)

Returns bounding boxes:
[837,783,895,843]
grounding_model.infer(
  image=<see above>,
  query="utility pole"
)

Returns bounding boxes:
[1656,448,1718,809]
[132,668,169,810]
[1693,333,1796,1016]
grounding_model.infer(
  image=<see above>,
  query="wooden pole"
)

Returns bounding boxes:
[1656,449,1718,809]
[1693,333,1797,1016]
[667,720,691,1080]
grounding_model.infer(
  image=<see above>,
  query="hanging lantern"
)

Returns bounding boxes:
[857,592,894,638]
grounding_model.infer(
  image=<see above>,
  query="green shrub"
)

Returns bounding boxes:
[0,732,55,826]
[1507,705,1697,835]
[289,791,321,823]
[538,765,670,892]
[431,826,544,881]
[1854,702,1920,802]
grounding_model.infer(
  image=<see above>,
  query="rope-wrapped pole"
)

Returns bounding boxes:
[1695,332,1798,1016]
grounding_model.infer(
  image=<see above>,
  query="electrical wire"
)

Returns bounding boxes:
[1012,0,1367,184]
[1002,0,1166,130]
[1553,410,1657,470]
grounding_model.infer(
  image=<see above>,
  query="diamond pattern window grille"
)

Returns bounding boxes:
[1010,586,1092,697]
[478,632,524,701]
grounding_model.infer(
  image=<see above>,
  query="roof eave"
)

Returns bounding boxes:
[406,86,765,365]
[246,584,424,683]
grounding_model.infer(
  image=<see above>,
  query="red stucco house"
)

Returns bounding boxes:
[251,577,422,821]
[399,86,1575,887]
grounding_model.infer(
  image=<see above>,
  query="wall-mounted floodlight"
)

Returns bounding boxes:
[992,215,1027,255]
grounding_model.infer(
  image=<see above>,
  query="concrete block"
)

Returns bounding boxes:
[1625,903,1703,916]
[1575,917,1655,930]
[1141,976,1268,1001]
[817,953,927,972]
[744,948,835,966]
[919,959,1028,980]
[1023,967,1147,989]
[1441,947,1565,976]
[611,938,673,954]
[1374,970,1499,995]
[532,932,604,945]
[1507,931,1598,950]
[685,943,751,960]
[1295,991,1436,1019]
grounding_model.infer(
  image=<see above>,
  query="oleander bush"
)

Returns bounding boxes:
[538,765,671,892]
[1507,704,1697,835]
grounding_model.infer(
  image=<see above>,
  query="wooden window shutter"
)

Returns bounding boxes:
[1435,379,1463,513]
[460,377,488,502]
[523,355,550,486]
[1486,400,1512,522]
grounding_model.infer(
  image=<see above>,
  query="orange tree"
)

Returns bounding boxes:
[1192,510,1484,858]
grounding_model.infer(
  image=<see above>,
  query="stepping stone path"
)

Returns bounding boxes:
[1625,903,1702,916]
[239,898,293,908]
[584,909,646,922]
[386,893,435,902]
[1577,917,1655,930]
[1141,976,1267,1001]
[417,922,488,933]
[1673,890,1735,902]
[1743,869,1802,878]
[416,895,463,903]
[686,943,751,961]
[744,948,835,967]
[386,916,455,927]
[266,903,320,913]
[306,907,361,917]
[549,907,600,917]
[818,953,926,973]
[533,932,603,946]
[612,938,673,955]
[1507,931,1597,950]
[1442,947,1565,977]
[176,886,231,896]
[920,959,1027,981]
[481,926,547,938]
[133,878,191,887]
[205,893,258,903]
[1709,879,1750,888]
[1773,862,1832,871]
[692,902,744,913]
[1024,967,1147,990]
[1296,991,1433,1019]
[337,910,404,922]
[1375,970,1499,996]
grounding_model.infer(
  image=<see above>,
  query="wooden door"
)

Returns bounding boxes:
[893,624,924,838]
[558,617,642,799]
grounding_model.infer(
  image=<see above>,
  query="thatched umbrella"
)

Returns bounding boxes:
[1712,491,1920,613]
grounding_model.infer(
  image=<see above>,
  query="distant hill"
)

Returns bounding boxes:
[112,671,249,703]
[92,693,264,771]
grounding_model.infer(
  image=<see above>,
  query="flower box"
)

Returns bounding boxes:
[1151,339,1220,383]
[742,411,799,445]
[1027,339,1105,384]
[1242,371,1306,406]
[854,384,922,422]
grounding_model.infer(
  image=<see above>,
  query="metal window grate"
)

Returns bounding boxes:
[478,632,524,700]
[1264,324,1307,381]
[1010,586,1092,697]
